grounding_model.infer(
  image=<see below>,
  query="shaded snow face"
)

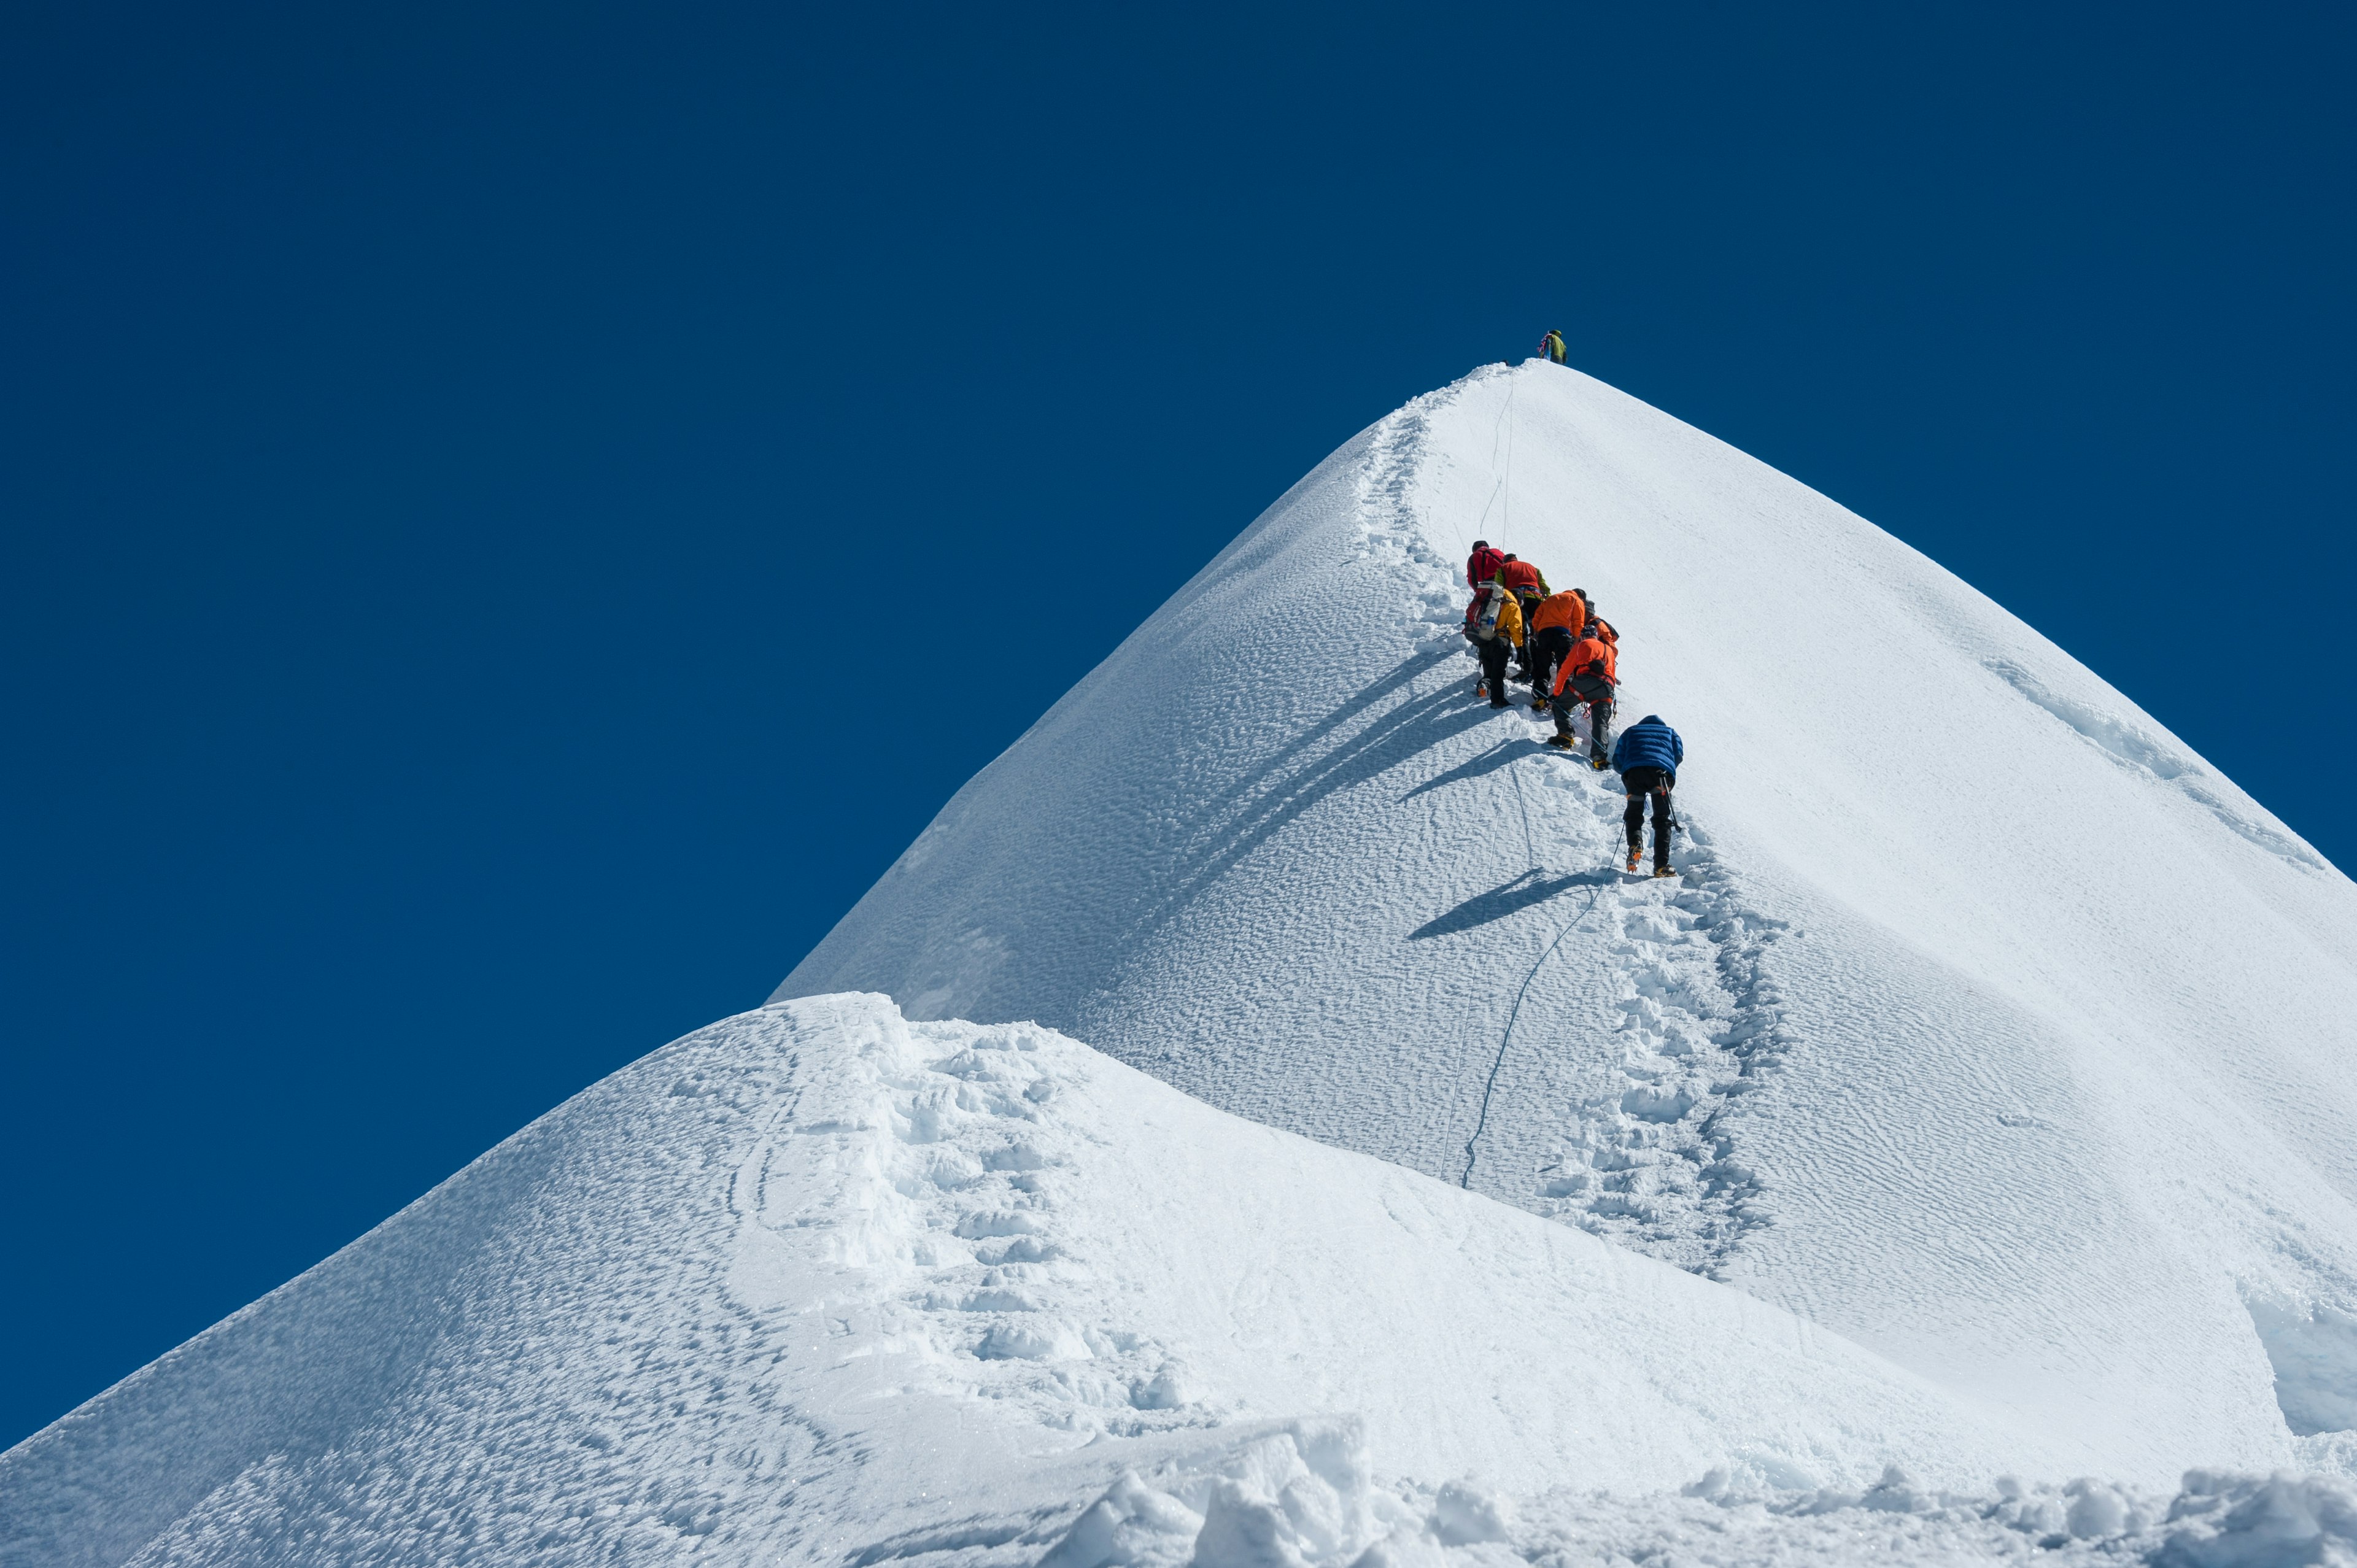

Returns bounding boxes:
[778,362,2357,1481]
[2248,1298,2357,1437]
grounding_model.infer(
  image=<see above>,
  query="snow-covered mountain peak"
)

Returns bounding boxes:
[11,360,2357,1566]
[781,360,2357,1478]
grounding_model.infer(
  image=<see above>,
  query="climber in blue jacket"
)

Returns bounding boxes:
[1611,716,1684,878]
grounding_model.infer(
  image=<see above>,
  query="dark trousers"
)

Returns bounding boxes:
[1622,765,1674,868]
[1476,635,1512,703]
[1552,695,1614,760]
[1555,674,1614,759]
[1512,596,1544,673]
[1529,626,1574,700]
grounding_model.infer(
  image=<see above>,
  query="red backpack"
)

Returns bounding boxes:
[1467,546,1505,587]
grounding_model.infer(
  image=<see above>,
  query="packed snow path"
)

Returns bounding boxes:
[783,361,2357,1481]
[1457,761,1792,1281]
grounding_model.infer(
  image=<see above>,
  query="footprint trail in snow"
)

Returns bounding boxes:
[1360,385,1799,1281]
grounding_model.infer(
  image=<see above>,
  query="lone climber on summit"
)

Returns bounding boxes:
[1612,715,1684,879]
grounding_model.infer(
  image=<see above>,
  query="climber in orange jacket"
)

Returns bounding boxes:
[1525,589,1587,714]
[1549,625,1619,767]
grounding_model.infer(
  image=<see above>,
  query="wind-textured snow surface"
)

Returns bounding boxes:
[0,995,2134,1566]
[10,995,2353,1567]
[782,362,2357,1486]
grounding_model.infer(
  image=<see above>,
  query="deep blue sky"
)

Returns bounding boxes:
[4,2,2350,1447]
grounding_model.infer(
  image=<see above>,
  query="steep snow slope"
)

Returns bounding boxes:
[0,995,2125,1567]
[781,362,2357,1485]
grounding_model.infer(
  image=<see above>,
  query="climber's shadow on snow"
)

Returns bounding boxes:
[1399,736,1533,800]
[1151,647,1493,893]
[1115,647,1526,956]
[1410,867,1613,939]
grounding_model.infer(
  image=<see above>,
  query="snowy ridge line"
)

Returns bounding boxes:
[862,1018,1215,1431]
[1983,657,2327,871]
[1052,386,1478,991]
[1353,372,1800,1278]
[730,1002,1226,1445]
[775,1003,2350,1568]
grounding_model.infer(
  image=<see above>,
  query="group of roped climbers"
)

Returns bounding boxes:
[1462,538,1684,878]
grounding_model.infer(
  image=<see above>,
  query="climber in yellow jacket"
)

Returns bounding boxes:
[1463,582,1524,709]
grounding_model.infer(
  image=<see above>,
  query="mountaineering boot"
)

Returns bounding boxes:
[1590,755,1609,771]
[1546,733,1579,749]
[1531,697,1550,714]
[1652,865,1678,879]
[1624,846,1642,874]
[1474,682,1487,700]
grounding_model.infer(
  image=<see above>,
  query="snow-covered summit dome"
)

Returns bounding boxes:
[780,361,2357,1479]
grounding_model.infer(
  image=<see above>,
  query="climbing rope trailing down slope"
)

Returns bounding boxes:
[1458,879,1604,1191]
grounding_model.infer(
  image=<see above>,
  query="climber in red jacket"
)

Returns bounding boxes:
[1466,541,1505,590]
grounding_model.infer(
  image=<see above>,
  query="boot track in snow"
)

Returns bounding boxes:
[1358,376,1799,1281]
